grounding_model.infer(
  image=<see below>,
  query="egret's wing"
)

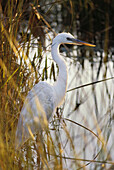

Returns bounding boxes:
[15,82,55,149]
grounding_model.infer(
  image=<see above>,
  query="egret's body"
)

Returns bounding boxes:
[15,33,95,149]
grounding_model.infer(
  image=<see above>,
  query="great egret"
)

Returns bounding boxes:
[15,32,95,149]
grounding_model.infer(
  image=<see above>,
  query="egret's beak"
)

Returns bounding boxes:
[67,37,96,47]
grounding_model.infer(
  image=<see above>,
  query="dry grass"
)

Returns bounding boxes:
[0,0,114,169]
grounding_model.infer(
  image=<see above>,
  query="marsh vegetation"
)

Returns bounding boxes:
[0,0,114,169]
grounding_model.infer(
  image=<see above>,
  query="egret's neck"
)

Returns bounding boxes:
[51,43,68,107]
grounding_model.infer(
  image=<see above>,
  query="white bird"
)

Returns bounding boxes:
[15,32,95,149]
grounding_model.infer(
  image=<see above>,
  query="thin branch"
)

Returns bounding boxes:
[59,117,103,144]
[67,77,114,92]
[51,154,114,165]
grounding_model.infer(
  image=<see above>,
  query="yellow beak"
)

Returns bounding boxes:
[68,37,96,47]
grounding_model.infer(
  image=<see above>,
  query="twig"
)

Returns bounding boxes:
[67,77,114,92]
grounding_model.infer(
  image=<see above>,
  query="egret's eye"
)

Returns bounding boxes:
[66,37,72,41]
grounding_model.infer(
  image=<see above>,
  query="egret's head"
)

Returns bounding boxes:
[52,32,95,47]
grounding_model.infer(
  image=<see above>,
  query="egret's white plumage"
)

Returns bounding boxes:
[15,33,95,149]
